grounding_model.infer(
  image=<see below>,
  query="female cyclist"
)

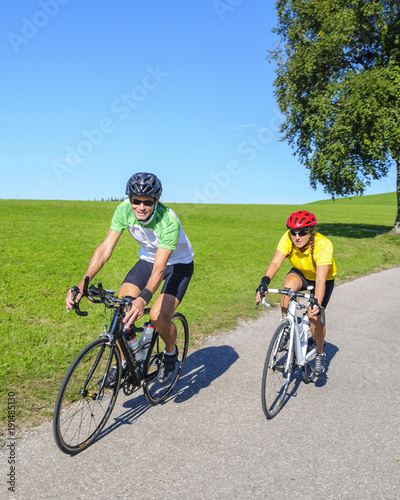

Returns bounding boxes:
[256,210,337,376]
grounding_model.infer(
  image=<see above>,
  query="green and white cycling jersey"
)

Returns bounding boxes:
[110,199,194,265]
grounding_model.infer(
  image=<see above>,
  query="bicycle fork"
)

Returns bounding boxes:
[283,322,295,381]
[80,343,114,400]
[270,322,295,409]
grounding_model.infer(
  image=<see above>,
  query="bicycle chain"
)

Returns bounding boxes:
[122,372,138,396]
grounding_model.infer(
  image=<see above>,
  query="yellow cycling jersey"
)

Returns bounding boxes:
[277,231,337,281]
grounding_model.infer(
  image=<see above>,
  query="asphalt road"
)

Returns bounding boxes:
[2,268,400,499]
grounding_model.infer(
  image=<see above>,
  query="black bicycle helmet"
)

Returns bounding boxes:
[126,172,162,198]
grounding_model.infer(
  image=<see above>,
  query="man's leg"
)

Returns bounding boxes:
[118,282,141,300]
[149,293,180,385]
[149,293,180,353]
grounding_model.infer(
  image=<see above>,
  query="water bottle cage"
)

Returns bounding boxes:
[122,335,139,365]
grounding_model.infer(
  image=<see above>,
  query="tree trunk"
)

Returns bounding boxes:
[390,158,400,234]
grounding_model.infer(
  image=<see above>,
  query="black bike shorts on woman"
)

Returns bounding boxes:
[287,267,334,308]
[122,260,194,303]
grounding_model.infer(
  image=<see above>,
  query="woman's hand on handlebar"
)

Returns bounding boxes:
[309,298,323,318]
[256,289,267,303]
[256,276,271,304]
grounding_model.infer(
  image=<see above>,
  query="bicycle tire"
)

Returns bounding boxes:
[302,337,317,383]
[261,321,294,419]
[143,312,189,405]
[53,337,121,454]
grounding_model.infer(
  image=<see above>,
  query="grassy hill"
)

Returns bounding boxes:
[0,193,398,432]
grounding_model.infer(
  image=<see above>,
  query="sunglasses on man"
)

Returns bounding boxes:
[129,197,156,207]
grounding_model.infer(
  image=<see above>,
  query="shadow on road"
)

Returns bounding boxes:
[172,345,239,403]
[275,341,340,414]
[314,340,339,387]
[92,345,239,447]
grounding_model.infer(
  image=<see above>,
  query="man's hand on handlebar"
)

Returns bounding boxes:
[66,276,91,311]
[66,285,83,311]
[123,296,146,329]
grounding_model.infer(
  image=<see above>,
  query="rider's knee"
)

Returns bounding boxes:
[149,307,171,326]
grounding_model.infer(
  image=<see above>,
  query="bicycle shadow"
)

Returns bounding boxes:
[314,341,339,387]
[92,345,238,446]
[279,341,339,410]
[168,345,239,403]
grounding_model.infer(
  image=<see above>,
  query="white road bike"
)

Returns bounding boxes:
[261,286,320,419]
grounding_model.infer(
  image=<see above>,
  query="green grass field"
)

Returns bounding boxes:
[0,193,399,432]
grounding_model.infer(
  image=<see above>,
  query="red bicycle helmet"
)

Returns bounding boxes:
[286,210,317,230]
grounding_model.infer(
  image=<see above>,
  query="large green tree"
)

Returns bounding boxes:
[270,0,400,232]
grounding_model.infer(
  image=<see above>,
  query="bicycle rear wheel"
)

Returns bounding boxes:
[53,337,121,454]
[143,312,189,405]
[261,321,294,419]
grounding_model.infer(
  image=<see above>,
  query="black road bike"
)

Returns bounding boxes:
[53,277,189,455]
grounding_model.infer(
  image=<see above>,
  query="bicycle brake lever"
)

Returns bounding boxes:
[261,297,270,308]
[70,286,88,316]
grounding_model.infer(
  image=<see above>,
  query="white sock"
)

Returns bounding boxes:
[164,348,176,356]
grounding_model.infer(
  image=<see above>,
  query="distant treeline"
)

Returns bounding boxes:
[94,197,125,202]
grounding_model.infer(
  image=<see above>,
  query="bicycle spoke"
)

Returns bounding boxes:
[53,339,120,454]
[261,322,294,419]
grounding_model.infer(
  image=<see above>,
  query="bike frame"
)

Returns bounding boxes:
[54,278,190,454]
[71,276,189,399]
[100,305,154,390]
[263,287,317,373]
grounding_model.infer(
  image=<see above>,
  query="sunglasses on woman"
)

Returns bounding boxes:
[290,229,311,237]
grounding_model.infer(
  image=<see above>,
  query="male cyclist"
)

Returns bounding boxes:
[66,172,194,385]
[256,210,337,376]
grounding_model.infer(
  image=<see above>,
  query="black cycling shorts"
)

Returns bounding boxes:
[287,267,334,308]
[122,260,194,303]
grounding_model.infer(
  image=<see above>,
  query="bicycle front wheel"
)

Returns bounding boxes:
[143,312,189,405]
[261,321,294,419]
[53,337,121,454]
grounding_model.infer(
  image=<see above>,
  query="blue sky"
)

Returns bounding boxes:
[1,0,396,204]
